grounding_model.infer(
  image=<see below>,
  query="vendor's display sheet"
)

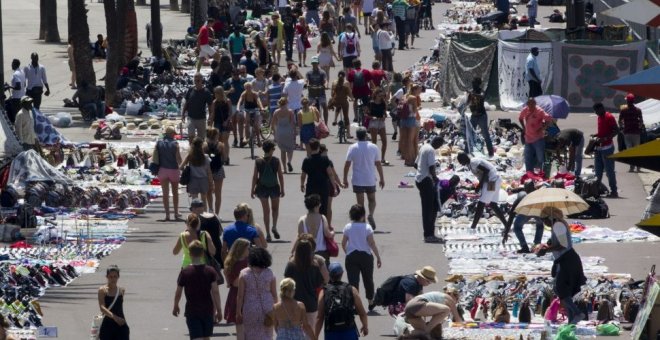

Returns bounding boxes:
[33,109,68,145]
[551,41,646,112]
[497,41,553,111]
[441,40,497,104]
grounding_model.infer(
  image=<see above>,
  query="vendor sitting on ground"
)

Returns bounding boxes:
[403,288,463,337]
[72,81,105,120]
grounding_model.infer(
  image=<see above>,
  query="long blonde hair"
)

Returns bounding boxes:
[224,238,251,275]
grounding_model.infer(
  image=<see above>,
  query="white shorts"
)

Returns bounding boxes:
[198,44,217,59]
[479,178,502,204]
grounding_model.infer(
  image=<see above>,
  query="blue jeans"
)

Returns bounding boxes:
[470,114,493,156]
[561,297,582,323]
[594,146,617,194]
[524,139,545,172]
[513,214,544,251]
[305,10,320,27]
[82,101,105,120]
[572,136,585,177]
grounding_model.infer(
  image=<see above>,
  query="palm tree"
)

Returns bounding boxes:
[136,0,147,5]
[39,0,61,42]
[170,0,179,11]
[152,0,163,58]
[181,0,190,13]
[104,0,128,107]
[124,0,139,64]
[68,0,96,86]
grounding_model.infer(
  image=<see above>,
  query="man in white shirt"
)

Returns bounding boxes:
[23,53,50,109]
[414,136,444,243]
[14,96,39,150]
[526,47,542,97]
[343,127,385,230]
[456,152,509,231]
[7,59,26,124]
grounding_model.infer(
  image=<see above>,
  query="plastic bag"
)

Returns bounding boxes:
[554,324,578,340]
[596,323,620,336]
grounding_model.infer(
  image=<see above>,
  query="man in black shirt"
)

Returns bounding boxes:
[556,128,585,177]
[190,199,223,268]
[281,6,297,62]
[305,0,321,27]
[183,73,213,141]
[390,266,436,311]
[301,138,337,216]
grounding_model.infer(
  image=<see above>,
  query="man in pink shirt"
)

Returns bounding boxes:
[196,18,218,72]
[518,97,553,173]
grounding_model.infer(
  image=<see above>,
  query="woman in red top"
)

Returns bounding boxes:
[223,238,250,336]
[295,17,311,67]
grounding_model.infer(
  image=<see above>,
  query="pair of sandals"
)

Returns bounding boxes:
[266,228,280,243]
[163,214,184,222]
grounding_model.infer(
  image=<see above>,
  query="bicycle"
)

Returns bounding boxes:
[356,98,366,127]
[337,120,347,144]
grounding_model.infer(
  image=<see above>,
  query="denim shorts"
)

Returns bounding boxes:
[399,117,418,128]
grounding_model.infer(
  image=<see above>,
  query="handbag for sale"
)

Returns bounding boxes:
[179,166,191,185]
[315,120,330,139]
[325,235,339,257]
[90,289,119,340]
[584,137,598,155]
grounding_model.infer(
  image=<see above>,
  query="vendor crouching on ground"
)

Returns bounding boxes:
[403,287,463,338]
[534,206,586,324]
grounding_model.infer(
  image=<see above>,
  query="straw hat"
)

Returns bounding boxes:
[415,266,438,283]
[126,122,137,130]
[138,122,149,130]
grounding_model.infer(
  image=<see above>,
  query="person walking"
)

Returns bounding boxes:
[225,70,248,148]
[338,24,361,73]
[388,73,405,142]
[267,13,285,66]
[556,128,585,177]
[284,237,325,327]
[319,10,337,42]
[306,57,329,123]
[236,247,278,339]
[526,47,543,97]
[533,207,587,324]
[273,278,317,340]
[315,263,368,340]
[172,214,217,268]
[297,194,335,262]
[252,140,285,242]
[527,0,538,28]
[592,103,619,198]
[271,98,296,174]
[391,0,409,50]
[298,97,321,154]
[456,153,510,231]
[342,204,382,311]
[618,93,644,172]
[183,73,214,141]
[342,127,385,229]
[223,238,250,337]
[296,17,311,67]
[222,204,268,257]
[330,71,354,138]
[306,0,322,27]
[180,138,214,210]
[203,128,226,216]
[501,181,544,253]
[197,18,218,72]
[209,87,232,165]
[414,137,444,243]
[283,70,305,119]
[317,33,339,84]
[519,97,552,173]
[23,53,50,109]
[301,139,338,216]
[347,59,371,123]
[404,0,419,48]
[7,59,25,124]
[98,265,130,340]
[398,84,421,166]
[190,199,224,275]
[367,88,389,163]
[376,23,394,72]
[467,77,494,158]
[281,6,297,63]
[173,240,223,340]
[154,127,183,222]
[229,26,247,68]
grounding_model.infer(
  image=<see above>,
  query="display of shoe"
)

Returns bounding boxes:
[424,236,444,243]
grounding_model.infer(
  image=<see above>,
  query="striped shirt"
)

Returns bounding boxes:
[268,83,283,112]
[391,0,408,19]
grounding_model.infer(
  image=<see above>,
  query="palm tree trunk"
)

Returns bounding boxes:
[191,0,208,32]
[44,0,61,43]
[39,0,46,40]
[124,0,138,64]
[170,0,179,11]
[136,0,147,5]
[69,0,96,86]
[181,0,190,13]
[152,0,163,58]
[104,0,128,107]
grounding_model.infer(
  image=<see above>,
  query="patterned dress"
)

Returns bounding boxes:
[240,267,275,339]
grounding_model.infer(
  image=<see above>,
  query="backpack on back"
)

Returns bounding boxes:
[353,70,366,88]
[324,282,356,332]
[344,33,357,54]
[258,157,279,188]
[373,275,405,306]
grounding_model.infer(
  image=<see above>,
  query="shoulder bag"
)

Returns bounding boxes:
[179,165,191,185]
[323,218,339,257]
[90,288,120,340]
[149,141,161,176]
[315,117,330,139]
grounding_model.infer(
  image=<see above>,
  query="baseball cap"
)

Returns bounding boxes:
[190,199,204,210]
[311,56,319,64]
[20,96,33,104]
[328,262,344,277]
[625,93,635,102]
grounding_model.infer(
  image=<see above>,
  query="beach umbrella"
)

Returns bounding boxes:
[609,139,660,172]
[602,0,660,28]
[514,187,588,216]
[636,214,660,237]
[604,66,660,101]
[526,95,570,119]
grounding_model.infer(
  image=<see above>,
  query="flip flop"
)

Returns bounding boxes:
[272,228,280,240]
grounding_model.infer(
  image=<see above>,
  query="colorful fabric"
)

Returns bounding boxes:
[440,40,497,104]
[551,41,646,112]
[497,41,553,111]
[33,108,69,145]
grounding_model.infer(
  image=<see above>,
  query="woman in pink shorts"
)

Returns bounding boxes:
[155,127,183,221]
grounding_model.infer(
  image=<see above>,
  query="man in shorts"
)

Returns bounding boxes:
[306,56,329,123]
[172,240,223,340]
[183,73,214,141]
[196,18,218,72]
[456,152,509,233]
[342,127,384,229]
[224,69,247,147]
[347,59,371,123]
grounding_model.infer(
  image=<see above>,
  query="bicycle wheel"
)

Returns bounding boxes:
[260,111,273,140]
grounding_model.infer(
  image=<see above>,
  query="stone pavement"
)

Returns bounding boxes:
[2,1,658,339]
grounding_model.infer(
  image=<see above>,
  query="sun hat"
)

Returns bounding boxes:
[20,96,33,104]
[415,266,438,283]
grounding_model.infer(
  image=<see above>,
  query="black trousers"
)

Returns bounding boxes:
[345,250,375,300]
[416,177,438,238]
[285,31,295,61]
[5,98,20,124]
[26,87,44,109]
[528,80,543,98]
[380,48,393,72]
[395,17,406,49]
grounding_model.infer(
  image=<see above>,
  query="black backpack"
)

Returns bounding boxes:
[373,275,405,307]
[324,282,356,332]
[569,197,609,219]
